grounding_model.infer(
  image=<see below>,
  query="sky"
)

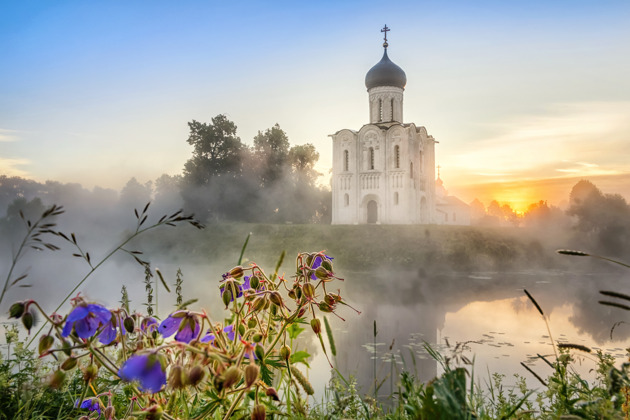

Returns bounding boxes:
[1,0,629,212]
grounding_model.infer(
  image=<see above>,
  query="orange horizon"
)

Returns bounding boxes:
[446,172,630,213]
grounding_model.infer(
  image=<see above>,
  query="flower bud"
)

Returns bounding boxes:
[9,301,25,319]
[244,364,259,388]
[251,404,266,420]
[187,365,206,387]
[168,365,184,389]
[324,293,336,306]
[269,291,283,307]
[253,333,263,343]
[311,318,321,335]
[61,357,78,371]
[297,307,307,318]
[288,288,297,300]
[61,339,72,356]
[247,318,257,328]
[239,323,246,336]
[228,266,244,279]
[104,406,115,419]
[47,369,66,389]
[270,303,278,316]
[83,364,99,382]
[124,317,135,333]
[250,275,260,290]
[39,334,54,356]
[280,345,291,361]
[322,259,333,271]
[21,311,34,333]
[255,344,265,361]
[79,416,90,420]
[265,386,280,401]
[222,366,242,389]
[302,283,315,299]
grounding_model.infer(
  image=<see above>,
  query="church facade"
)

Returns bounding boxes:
[330,29,437,224]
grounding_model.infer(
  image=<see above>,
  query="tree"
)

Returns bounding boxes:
[288,143,320,186]
[120,177,153,210]
[253,124,290,186]
[183,115,245,185]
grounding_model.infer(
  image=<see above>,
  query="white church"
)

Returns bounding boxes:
[330,27,469,225]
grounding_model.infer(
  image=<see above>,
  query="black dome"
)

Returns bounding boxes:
[365,48,407,90]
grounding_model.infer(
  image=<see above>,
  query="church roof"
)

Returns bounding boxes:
[365,47,407,90]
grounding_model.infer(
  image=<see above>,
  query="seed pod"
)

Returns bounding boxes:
[187,365,206,387]
[244,364,259,388]
[79,416,90,420]
[222,366,242,389]
[61,339,72,356]
[83,364,99,382]
[47,369,66,389]
[9,301,25,319]
[280,345,291,361]
[228,266,244,279]
[104,406,115,419]
[255,344,265,361]
[303,283,316,299]
[21,311,34,332]
[324,293,336,306]
[39,335,54,356]
[322,259,333,271]
[288,288,297,300]
[244,288,256,301]
[253,296,268,312]
[124,317,135,333]
[222,289,233,308]
[61,357,78,371]
[311,318,321,334]
[250,275,260,290]
[239,324,246,336]
[265,386,280,401]
[318,302,333,313]
[168,365,184,389]
[251,404,266,420]
[269,291,283,307]
[315,266,329,280]
[270,303,278,316]
[247,318,257,328]
[297,307,307,318]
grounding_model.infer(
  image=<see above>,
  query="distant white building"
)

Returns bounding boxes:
[330,27,437,224]
[435,170,471,225]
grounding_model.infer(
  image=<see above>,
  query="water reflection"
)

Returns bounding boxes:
[331,268,630,400]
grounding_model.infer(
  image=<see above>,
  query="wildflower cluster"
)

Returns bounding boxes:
[8,251,353,419]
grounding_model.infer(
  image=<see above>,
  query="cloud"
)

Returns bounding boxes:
[0,129,20,142]
[444,101,630,185]
[0,157,31,177]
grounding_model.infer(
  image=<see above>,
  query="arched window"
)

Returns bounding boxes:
[409,162,413,178]
[394,145,400,169]
[418,151,423,172]
[390,98,394,120]
[344,194,349,207]
[343,150,349,172]
[394,192,399,205]
[369,147,375,170]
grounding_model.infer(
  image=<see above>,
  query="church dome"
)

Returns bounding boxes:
[365,48,407,90]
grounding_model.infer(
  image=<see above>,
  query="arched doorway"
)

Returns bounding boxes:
[367,200,378,224]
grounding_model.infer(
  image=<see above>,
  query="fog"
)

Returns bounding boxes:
[2,174,630,399]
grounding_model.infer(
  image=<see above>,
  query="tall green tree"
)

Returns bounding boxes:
[253,124,290,186]
[183,115,245,185]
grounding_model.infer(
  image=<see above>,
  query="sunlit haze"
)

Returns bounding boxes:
[2,0,629,209]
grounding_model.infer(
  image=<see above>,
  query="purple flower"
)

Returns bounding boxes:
[98,318,118,345]
[76,398,101,415]
[201,324,235,344]
[118,353,166,393]
[310,255,333,280]
[62,304,112,340]
[158,311,200,343]
[141,317,159,333]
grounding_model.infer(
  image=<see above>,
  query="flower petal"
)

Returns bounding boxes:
[66,306,89,323]
[158,315,182,338]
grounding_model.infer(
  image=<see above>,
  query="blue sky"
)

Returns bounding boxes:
[2,0,629,207]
